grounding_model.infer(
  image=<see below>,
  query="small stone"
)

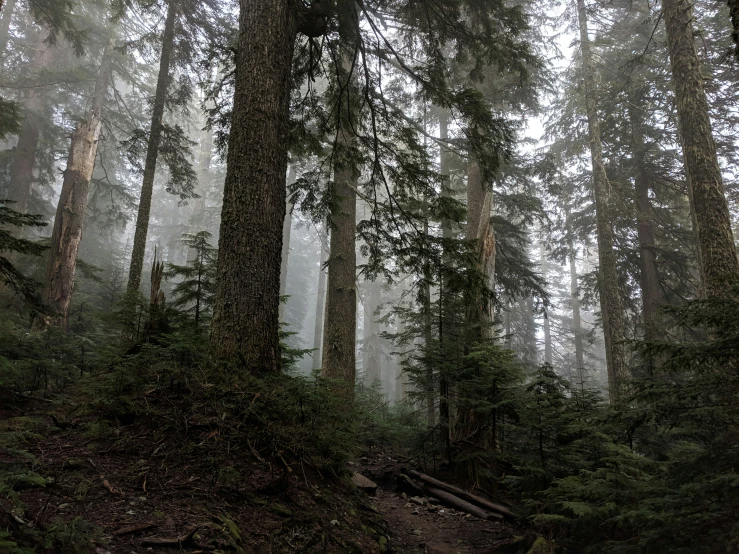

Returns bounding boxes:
[400,492,407,500]
[58,503,71,510]
[412,509,419,515]
[410,496,426,506]
[404,502,413,508]
[413,529,422,536]
[330,520,339,526]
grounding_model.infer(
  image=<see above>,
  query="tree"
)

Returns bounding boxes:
[575,0,629,401]
[42,44,113,327]
[126,0,178,294]
[209,0,300,370]
[662,0,739,298]
[166,231,216,327]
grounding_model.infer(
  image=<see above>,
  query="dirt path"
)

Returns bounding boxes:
[355,454,519,554]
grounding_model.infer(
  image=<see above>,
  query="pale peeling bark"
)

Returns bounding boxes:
[127,0,177,294]
[663,0,739,298]
[42,48,112,327]
[210,0,299,371]
[577,0,629,401]
[312,235,328,369]
[466,158,495,341]
[321,11,359,388]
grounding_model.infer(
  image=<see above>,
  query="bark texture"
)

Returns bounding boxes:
[279,165,296,319]
[568,237,585,380]
[663,0,739,298]
[321,10,359,387]
[127,0,177,294]
[43,48,112,326]
[577,0,629,400]
[312,235,328,369]
[209,0,298,371]
[466,158,496,340]
[541,246,552,365]
[362,280,381,385]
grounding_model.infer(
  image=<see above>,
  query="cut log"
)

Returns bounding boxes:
[408,470,516,519]
[397,473,425,497]
[423,486,500,520]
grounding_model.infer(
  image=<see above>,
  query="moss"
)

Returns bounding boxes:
[527,537,556,554]
[268,503,293,517]
[378,535,388,552]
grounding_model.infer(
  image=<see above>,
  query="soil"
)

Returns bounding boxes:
[1,394,523,554]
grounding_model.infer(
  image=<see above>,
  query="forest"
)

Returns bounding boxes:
[1,0,739,552]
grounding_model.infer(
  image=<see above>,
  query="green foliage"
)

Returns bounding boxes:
[165,231,217,327]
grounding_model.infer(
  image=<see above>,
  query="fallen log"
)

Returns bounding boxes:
[423,486,500,520]
[408,470,516,519]
[397,473,425,497]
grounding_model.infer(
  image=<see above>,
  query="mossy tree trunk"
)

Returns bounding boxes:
[576,0,629,401]
[663,0,739,298]
[126,0,177,294]
[210,0,299,371]
[42,47,113,327]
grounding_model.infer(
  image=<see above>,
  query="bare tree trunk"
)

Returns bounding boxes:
[42,47,112,327]
[576,0,629,401]
[541,246,552,365]
[210,0,298,370]
[127,0,177,294]
[439,108,452,457]
[568,236,585,382]
[663,0,739,298]
[362,280,381,385]
[312,233,328,370]
[6,33,53,215]
[321,9,359,389]
[466,158,496,340]
[630,110,663,352]
[524,297,537,365]
[279,165,296,319]
[0,0,15,59]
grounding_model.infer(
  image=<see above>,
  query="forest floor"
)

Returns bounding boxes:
[1,389,522,553]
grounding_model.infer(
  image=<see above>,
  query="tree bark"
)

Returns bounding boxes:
[312,233,328,369]
[576,0,629,401]
[730,0,739,63]
[0,0,15,59]
[279,165,296,319]
[210,0,299,371]
[630,109,663,351]
[541,246,552,365]
[663,0,739,299]
[362,280,381,385]
[42,46,112,327]
[438,108,452,455]
[126,0,178,294]
[321,8,359,388]
[466,158,496,341]
[568,235,585,383]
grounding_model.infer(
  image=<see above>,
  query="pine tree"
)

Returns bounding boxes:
[165,231,216,327]
[662,0,739,298]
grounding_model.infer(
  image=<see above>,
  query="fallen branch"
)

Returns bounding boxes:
[113,522,157,536]
[141,526,212,549]
[407,470,516,519]
[424,485,501,520]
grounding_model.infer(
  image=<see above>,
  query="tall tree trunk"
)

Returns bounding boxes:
[630,109,663,352]
[423,215,435,427]
[663,0,739,298]
[126,0,177,294]
[187,127,214,262]
[524,297,537,365]
[279,165,296,319]
[438,108,452,456]
[576,0,629,401]
[730,0,739,63]
[42,46,113,327]
[466,158,496,340]
[362,280,381,385]
[210,0,298,370]
[568,236,585,382]
[312,233,328,369]
[6,33,53,215]
[321,9,359,388]
[0,0,15,59]
[541,246,552,365]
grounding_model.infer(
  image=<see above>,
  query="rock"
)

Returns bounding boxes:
[401,492,407,500]
[330,520,339,526]
[413,529,422,536]
[351,472,378,494]
[58,503,71,510]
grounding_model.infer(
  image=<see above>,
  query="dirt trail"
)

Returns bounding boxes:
[355,454,519,554]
